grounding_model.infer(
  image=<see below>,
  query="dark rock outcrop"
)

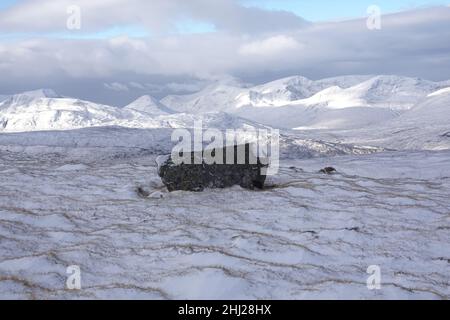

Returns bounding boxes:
[157,144,268,192]
[319,167,337,174]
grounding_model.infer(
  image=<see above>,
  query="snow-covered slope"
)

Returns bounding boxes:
[162,83,246,114]
[292,76,440,110]
[380,86,450,138]
[247,75,448,109]
[297,87,450,151]
[428,87,450,97]
[159,75,449,130]
[151,112,269,131]
[0,90,131,132]
[235,75,373,108]
[163,75,447,113]
[162,76,373,112]
[124,95,174,117]
[1,89,62,107]
[234,104,399,130]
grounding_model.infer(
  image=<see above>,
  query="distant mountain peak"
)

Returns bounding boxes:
[124,95,174,116]
[131,95,160,105]
[0,88,63,109]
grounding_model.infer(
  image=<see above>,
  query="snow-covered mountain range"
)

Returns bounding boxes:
[0,89,265,133]
[162,75,449,110]
[161,75,450,130]
[1,75,449,150]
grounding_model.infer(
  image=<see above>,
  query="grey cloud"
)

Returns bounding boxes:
[128,80,208,93]
[129,82,146,90]
[0,0,308,34]
[166,81,209,93]
[104,82,129,92]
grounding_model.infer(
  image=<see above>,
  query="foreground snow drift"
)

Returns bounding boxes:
[0,147,449,299]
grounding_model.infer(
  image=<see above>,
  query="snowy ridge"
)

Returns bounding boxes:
[0,89,61,108]
[124,95,175,117]
[292,76,441,110]
[162,83,246,114]
[235,75,374,108]
[381,86,450,134]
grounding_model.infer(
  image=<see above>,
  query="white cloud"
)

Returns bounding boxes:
[126,81,207,93]
[166,81,207,92]
[129,82,146,90]
[104,82,129,92]
[239,35,300,56]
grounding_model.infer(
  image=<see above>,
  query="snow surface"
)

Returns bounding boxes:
[0,75,450,299]
[428,87,450,97]
[0,146,448,299]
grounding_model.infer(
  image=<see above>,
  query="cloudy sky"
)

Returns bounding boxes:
[0,0,449,105]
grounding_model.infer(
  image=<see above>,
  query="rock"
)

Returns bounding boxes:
[319,167,337,174]
[136,187,150,198]
[157,144,268,192]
